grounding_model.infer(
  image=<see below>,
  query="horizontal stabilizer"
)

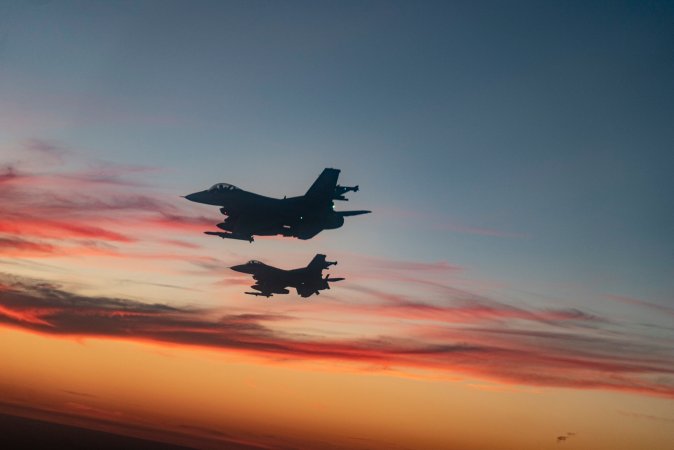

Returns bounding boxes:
[338,210,371,217]
[326,277,345,282]
[333,184,359,201]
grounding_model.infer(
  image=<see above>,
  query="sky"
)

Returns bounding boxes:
[0,1,673,449]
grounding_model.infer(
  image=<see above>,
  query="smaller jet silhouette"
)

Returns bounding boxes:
[231,254,344,298]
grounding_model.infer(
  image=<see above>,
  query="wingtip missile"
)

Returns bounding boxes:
[320,259,337,269]
[338,210,371,217]
[204,231,254,242]
[325,273,345,283]
[334,184,360,200]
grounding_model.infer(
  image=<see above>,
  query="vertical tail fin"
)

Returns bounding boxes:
[304,168,340,201]
[307,254,336,272]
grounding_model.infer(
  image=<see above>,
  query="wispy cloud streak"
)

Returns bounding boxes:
[0,142,213,261]
[607,294,674,317]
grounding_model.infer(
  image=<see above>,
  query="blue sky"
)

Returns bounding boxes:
[3,1,671,301]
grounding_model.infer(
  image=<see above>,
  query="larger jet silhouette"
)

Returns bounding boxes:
[231,254,344,298]
[184,168,370,242]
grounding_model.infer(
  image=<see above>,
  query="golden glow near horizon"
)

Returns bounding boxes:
[2,327,673,450]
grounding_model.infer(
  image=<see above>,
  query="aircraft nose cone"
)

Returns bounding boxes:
[184,192,200,202]
[230,264,248,273]
[183,190,220,206]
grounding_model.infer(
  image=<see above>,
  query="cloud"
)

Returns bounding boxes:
[0,237,56,256]
[64,402,123,421]
[0,146,215,263]
[338,284,604,326]
[158,239,202,249]
[62,390,97,399]
[618,410,674,423]
[606,294,674,317]
[1,274,673,399]
[114,279,200,292]
[146,213,217,232]
[23,139,69,164]
[0,218,134,243]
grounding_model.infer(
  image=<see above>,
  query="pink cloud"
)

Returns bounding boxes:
[158,239,202,249]
[606,294,674,317]
[0,148,217,265]
[0,237,56,257]
[0,218,134,243]
[317,284,604,327]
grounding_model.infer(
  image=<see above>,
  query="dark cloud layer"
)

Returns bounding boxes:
[1,274,673,399]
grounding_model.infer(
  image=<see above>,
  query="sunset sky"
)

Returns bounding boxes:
[1,1,673,449]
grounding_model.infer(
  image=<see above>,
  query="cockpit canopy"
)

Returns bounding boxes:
[247,260,263,265]
[208,183,239,192]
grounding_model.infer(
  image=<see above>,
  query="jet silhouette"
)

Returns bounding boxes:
[231,254,344,298]
[184,168,370,242]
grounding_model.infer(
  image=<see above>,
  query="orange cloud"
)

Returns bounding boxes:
[0,304,53,326]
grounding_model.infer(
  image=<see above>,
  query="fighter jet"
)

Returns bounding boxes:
[231,254,344,298]
[184,168,370,242]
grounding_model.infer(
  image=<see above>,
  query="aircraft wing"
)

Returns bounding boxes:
[230,212,286,237]
[304,168,340,202]
[250,269,291,296]
[246,291,273,297]
[248,279,287,297]
[292,224,324,241]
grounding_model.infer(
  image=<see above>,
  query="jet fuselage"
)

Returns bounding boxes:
[184,169,370,241]
[231,255,342,298]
